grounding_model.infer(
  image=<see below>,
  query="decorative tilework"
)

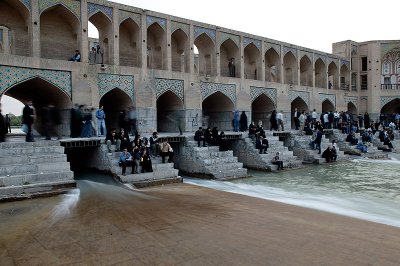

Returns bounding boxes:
[327,57,339,67]
[194,26,216,43]
[39,0,81,19]
[288,90,310,107]
[283,46,297,57]
[250,87,277,105]
[119,10,141,26]
[0,65,72,98]
[314,53,326,63]
[146,16,166,31]
[87,3,113,21]
[171,21,189,37]
[360,96,368,101]
[265,42,280,55]
[219,32,240,48]
[98,74,134,101]
[243,37,261,51]
[351,45,357,55]
[20,0,31,11]
[154,78,184,102]
[381,43,400,57]
[344,96,358,106]
[299,51,312,62]
[340,59,350,67]
[319,93,336,106]
[380,96,400,107]
[200,82,236,105]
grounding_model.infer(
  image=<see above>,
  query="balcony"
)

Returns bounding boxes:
[381,84,400,90]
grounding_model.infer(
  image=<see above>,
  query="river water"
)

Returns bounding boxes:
[185,154,400,228]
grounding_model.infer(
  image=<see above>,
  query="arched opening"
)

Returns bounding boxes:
[315,58,326,88]
[147,23,166,70]
[340,64,350,90]
[322,99,335,113]
[194,33,215,76]
[291,97,308,129]
[351,72,357,91]
[89,12,113,64]
[328,62,339,89]
[99,88,134,131]
[347,102,357,115]
[119,18,140,67]
[283,52,297,85]
[244,43,261,80]
[265,48,280,82]
[1,77,72,136]
[300,56,312,87]
[0,0,30,56]
[251,94,275,129]
[381,99,400,114]
[156,91,184,132]
[220,38,240,78]
[171,29,189,73]
[40,5,81,61]
[202,92,234,131]
[193,44,199,75]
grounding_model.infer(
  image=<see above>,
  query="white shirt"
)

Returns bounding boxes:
[277,112,283,121]
[312,111,318,119]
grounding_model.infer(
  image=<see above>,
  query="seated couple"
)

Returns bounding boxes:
[118,148,153,175]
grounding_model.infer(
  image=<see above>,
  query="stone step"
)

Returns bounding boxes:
[111,162,175,174]
[0,154,67,166]
[195,150,233,158]
[0,180,76,201]
[0,162,70,176]
[119,168,179,183]
[205,162,243,172]
[203,157,239,165]
[0,170,74,187]
[212,168,248,180]
[0,141,61,149]
[0,146,65,156]
[269,160,304,171]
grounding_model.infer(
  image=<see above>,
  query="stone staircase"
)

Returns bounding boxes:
[101,144,181,188]
[0,141,75,201]
[232,136,303,171]
[179,140,247,180]
[288,132,347,164]
[327,130,388,159]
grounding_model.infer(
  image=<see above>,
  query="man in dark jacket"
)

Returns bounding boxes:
[194,127,205,147]
[22,100,35,142]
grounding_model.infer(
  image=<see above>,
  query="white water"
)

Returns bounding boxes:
[49,188,80,224]
[185,157,400,228]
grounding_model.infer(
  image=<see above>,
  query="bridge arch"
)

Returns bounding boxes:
[202,92,234,130]
[220,38,239,78]
[265,48,280,82]
[381,98,400,114]
[300,55,312,87]
[1,77,72,136]
[252,94,275,129]
[89,11,113,64]
[315,58,326,88]
[322,99,335,113]
[119,18,140,67]
[347,102,357,115]
[147,22,166,70]
[194,33,216,76]
[340,64,350,90]
[99,88,134,132]
[244,43,261,80]
[283,51,297,85]
[291,97,309,129]
[157,91,184,132]
[328,61,339,89]
[171,28,189,73]
[0,0,30,56]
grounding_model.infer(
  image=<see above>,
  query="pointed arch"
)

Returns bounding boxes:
[99,88,134,130]
[291,97,308,129]
[328,61,339,89]
[340,64,350,90]
[283,51,297,85]
[252,94,276,129]
[300,55,312,87]
[202,91,234,130]
[194,33,216,76]
[0,0,30,56]
[40,4,81,60]
[322,99,335,113]
[244,43,261,80]
[89,11,113,64]
[157,90,184,132]
[347,102,357,115]
[147,22,167,70]
[265,48,280,82]
[119,18,141,67]
[220,38,240,78]
[381,98,400,114]
[315,58,326,88]
[171,28,189,73]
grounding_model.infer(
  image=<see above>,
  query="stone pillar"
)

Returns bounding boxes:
[113,8,119,66]
[240,36,245,84]
[261,42,265,81]
[280,46,284,84]
[31,0,40,57]
[81,0,89,63]
[189,24,194,75]
[141,13,148,78]
[337,61,341,90]
[1,28,10,54]
[297,50,301,86]
[312,54,316,87]
[216,30,221,77]
[166,19,172,71]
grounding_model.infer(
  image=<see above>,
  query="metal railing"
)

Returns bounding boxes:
[381,84,400,90]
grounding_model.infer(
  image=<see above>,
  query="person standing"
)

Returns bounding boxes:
[364,112,370,129]
[0,104,6,142]
[95,44,103,64]
[298,111,306,135]
[233,110,240,132]
[160,139,173,163]
[5,114,11,134]
[277,110,284,131]
[315,128,323,154]
[270,110,278,131]
[22,100,35,142]
[96,105,106,137]
[89,47,96,64]
[293,108,300,130]
[239,111,248,132]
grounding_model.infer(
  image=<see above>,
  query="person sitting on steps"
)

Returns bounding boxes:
[118,148,132,176]
[272,152,284,170]
[194,127,206,147]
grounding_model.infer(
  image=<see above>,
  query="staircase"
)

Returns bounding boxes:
[0,141,75,201]
[232,135,303,171]
[179,140,247,180]
[101,144,181,188]
[288,132,347,164]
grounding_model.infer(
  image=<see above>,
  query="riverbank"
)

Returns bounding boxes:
[1,181,399,265]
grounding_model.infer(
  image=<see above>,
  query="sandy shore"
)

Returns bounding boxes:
[1,182,400,265]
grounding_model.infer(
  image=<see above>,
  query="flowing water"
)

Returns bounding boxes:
[185,155,400,228]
